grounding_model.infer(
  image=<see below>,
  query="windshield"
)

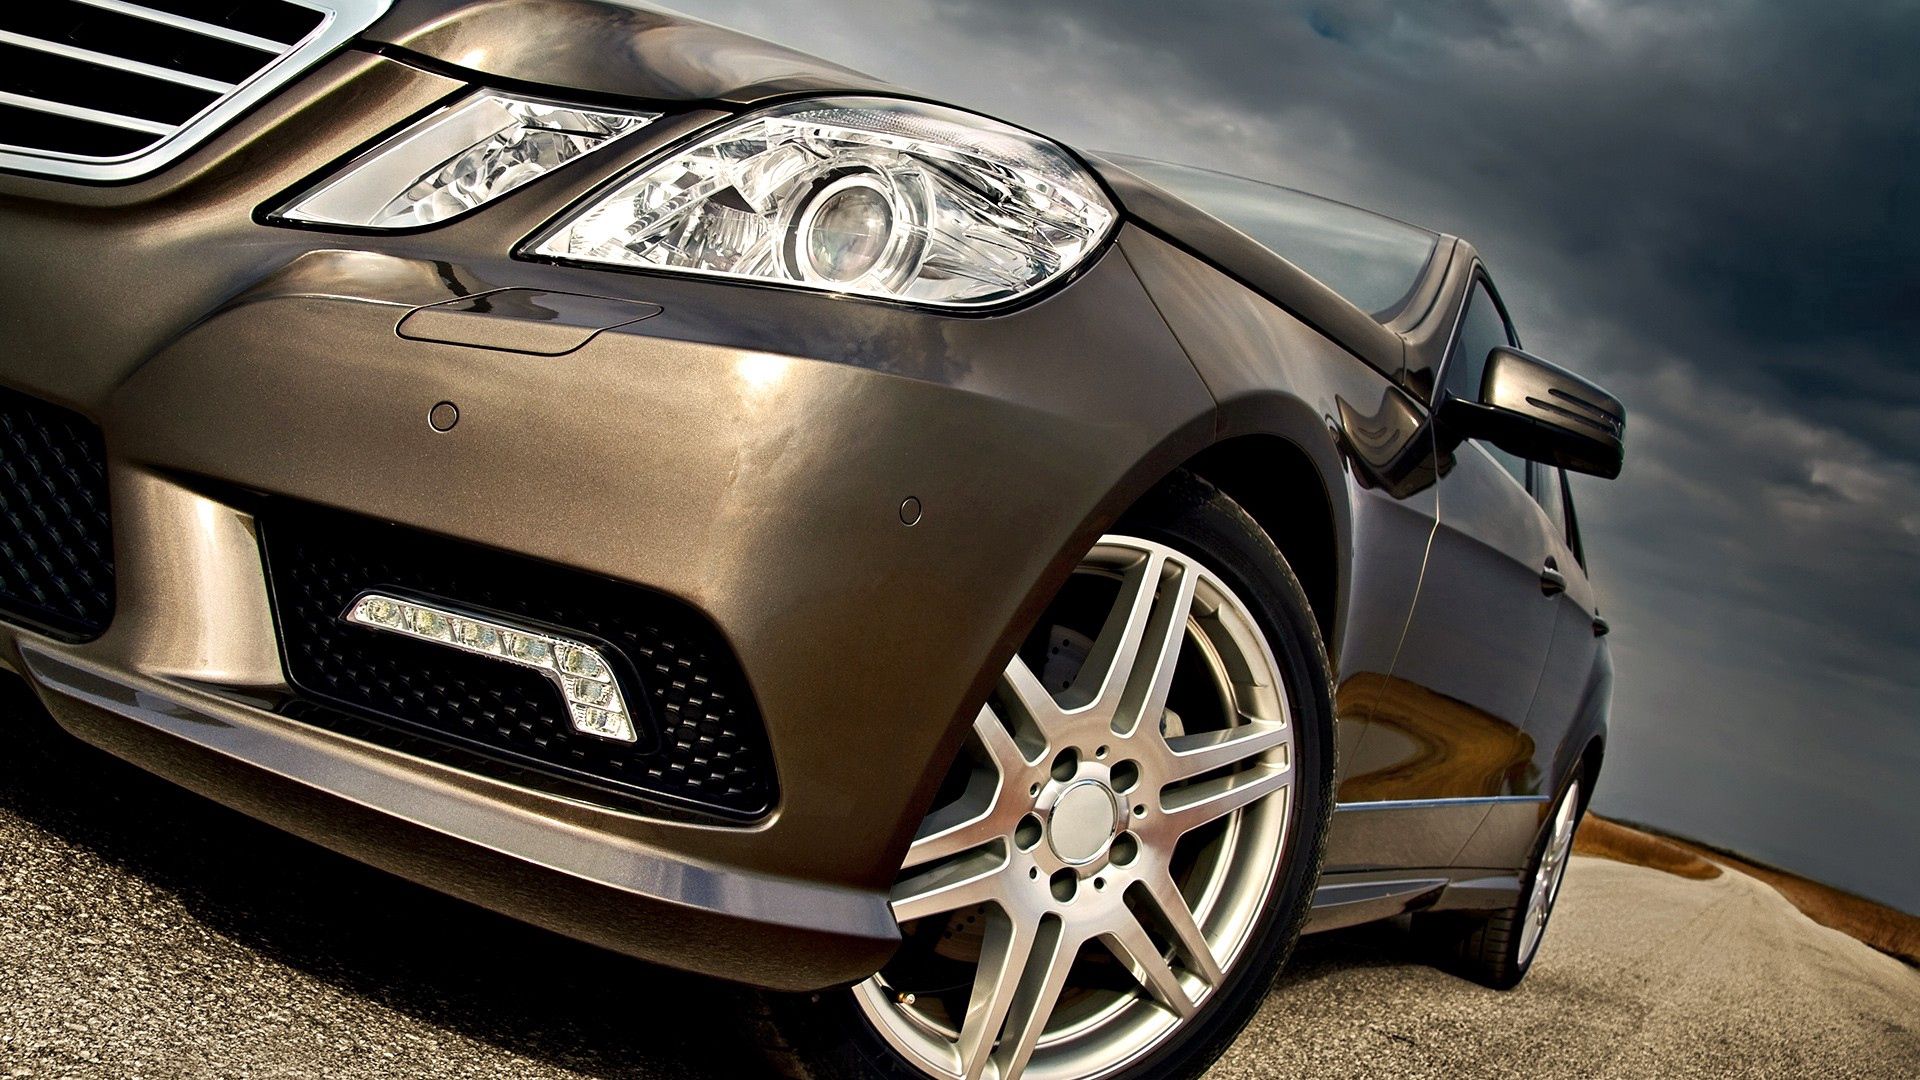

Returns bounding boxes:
[1113,156,1439,320]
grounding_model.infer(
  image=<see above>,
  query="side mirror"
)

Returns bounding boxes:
[1441,346,1625,479]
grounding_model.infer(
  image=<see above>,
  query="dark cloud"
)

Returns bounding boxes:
[663,0,1920,911]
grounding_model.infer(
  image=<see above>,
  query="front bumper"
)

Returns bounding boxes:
[0,53,1216,989]
[17,640,897,987]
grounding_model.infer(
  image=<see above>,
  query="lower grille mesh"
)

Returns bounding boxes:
[0,386,115,641]
[262,506,776,820]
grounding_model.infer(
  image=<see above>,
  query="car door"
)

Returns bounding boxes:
[1519,465,1603,775]
[1333,271,1561,867]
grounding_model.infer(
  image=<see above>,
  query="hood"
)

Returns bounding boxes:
[365,0,901,105]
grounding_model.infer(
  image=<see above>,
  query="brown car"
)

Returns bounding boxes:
[0,2,1625,1078]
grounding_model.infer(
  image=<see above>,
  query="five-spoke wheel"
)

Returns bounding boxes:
[853,536,1299,1080]
[755,474,1335,1080]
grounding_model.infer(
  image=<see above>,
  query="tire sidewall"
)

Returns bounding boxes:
[1093,475,1337,1079]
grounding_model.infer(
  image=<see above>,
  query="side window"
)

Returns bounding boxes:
[1560,471,1587,568]
[1444,277,1528,489]
[1535,465,1568,543]
[1485,439,1530,492]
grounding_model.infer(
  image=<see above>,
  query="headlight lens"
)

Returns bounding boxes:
[272,91,658,230]
[527,97,1117,308]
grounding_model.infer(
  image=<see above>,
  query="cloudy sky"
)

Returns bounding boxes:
[663,0,1920,912]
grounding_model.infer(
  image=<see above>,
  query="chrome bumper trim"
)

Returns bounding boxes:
[19,642,897,942]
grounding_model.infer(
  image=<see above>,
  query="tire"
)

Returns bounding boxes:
[752,471,1336,1080]
[1415,773,1585,989]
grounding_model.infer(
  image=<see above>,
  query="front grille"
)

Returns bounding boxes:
[261,506,777,821]
[0,386,115,641]
[0,1,392,181]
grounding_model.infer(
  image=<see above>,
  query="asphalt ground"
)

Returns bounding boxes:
[3,676,1916,1079]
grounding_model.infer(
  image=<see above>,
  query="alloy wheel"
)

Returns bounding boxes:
[854,536,1298,1080]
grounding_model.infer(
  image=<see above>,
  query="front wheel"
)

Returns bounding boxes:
[756,474,1335,1080]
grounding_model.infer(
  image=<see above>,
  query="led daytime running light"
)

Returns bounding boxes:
[345,593,637,743]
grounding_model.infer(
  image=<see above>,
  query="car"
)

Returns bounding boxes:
[0,2,1626,1078]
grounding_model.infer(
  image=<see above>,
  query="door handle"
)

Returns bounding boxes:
[1540,558,1567,596]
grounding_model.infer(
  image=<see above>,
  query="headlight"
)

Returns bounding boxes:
[525,97,1117,308]
[271,91,658,230]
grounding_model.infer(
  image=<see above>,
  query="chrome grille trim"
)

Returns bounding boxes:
[0,0,393,182]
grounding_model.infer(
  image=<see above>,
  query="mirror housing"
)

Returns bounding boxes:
[1441,347,1625,479]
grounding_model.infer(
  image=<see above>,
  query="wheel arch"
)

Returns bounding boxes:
[1578,733,1606,809]
[1108,226,1374,669]
[1177,434,1342,651]
[1563,643,1614,817]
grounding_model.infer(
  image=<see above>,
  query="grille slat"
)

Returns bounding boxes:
[73,0,301,53]
[0,388,116,642]
[95,0,339,49]
[0,102,155,156]
[0,4,285,87]
[262,507,779,822]
[0,89,177,137]
[0,0,390,180]
[0,31,240,95]
[0,44,225,129]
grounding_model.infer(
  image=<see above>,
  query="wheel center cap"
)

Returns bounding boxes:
[1048,779,1120,864]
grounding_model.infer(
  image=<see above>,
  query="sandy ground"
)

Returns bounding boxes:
[2,681,1916,1078]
